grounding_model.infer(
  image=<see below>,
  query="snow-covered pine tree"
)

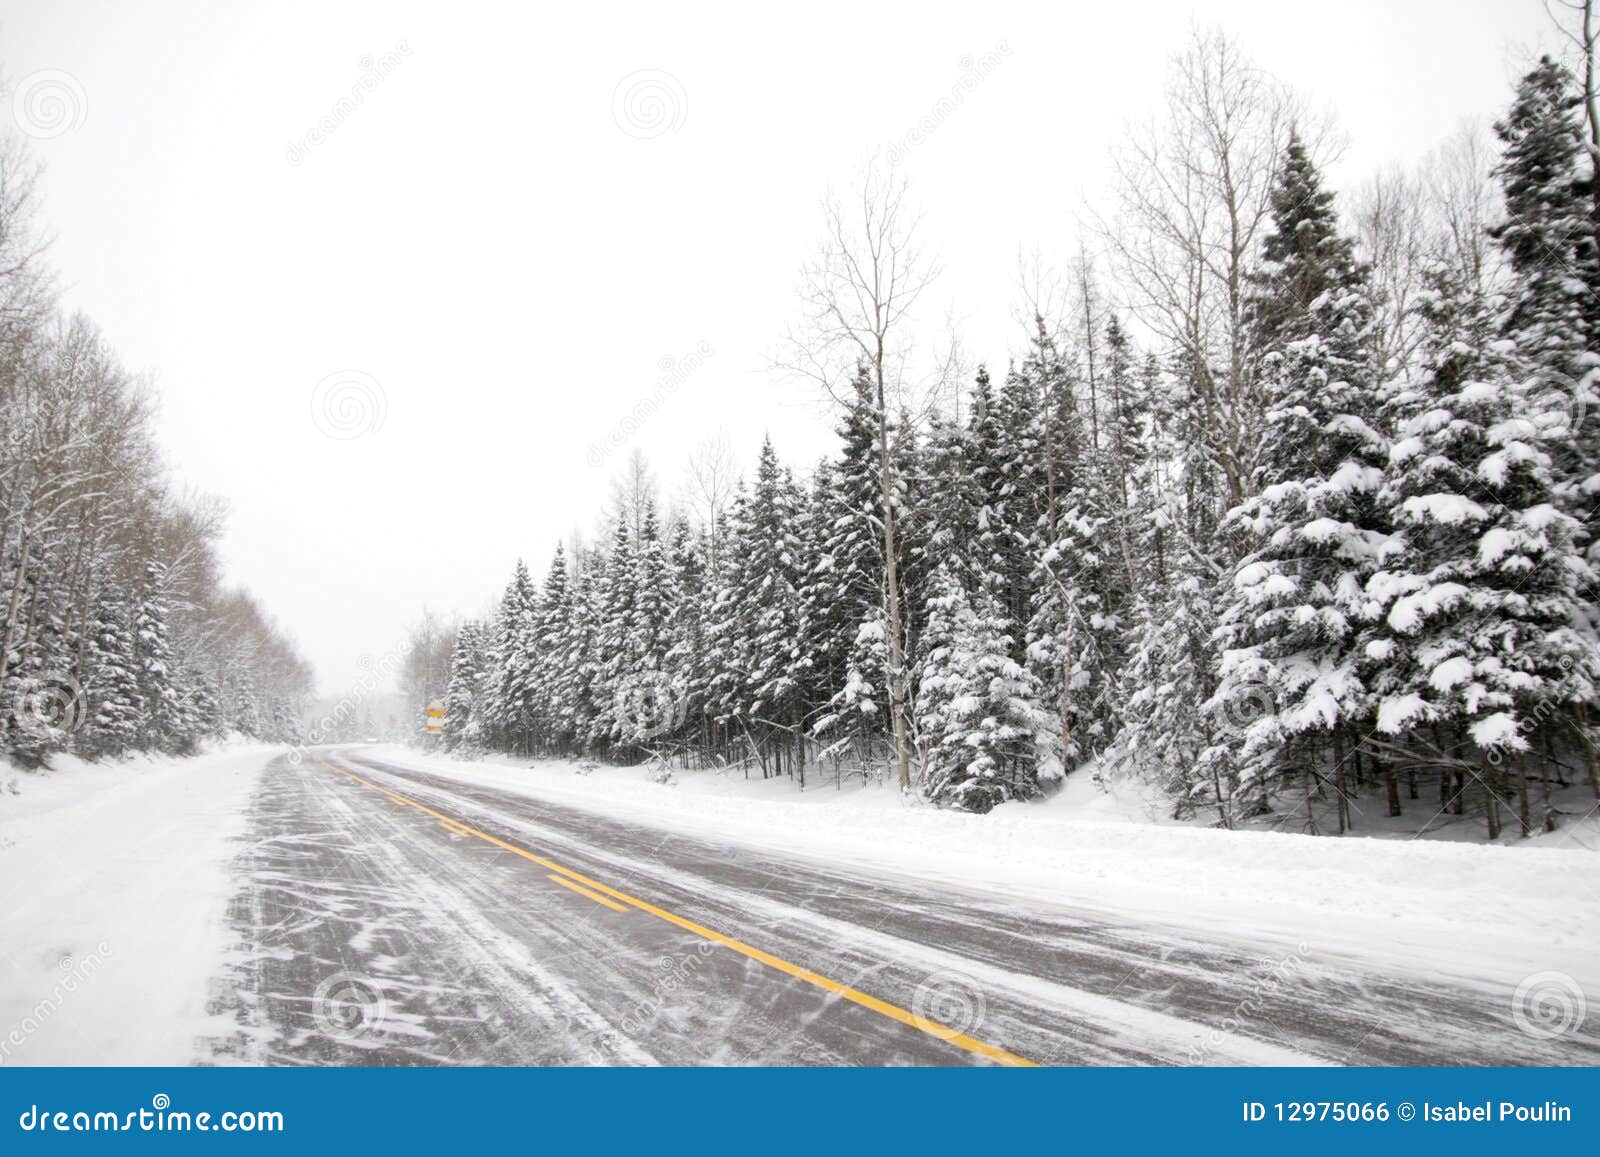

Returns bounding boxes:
[1099,315,1155,597]
[1493,56,1600,572]
[443,619,488,750]
[1210,132,1388,820]
[230,670,262,738]
[662,517,711,757]
[698,500,747,759]
[495,560,539,752]
[81,587,143,757]
[1026,499,1115,777]
[807,370,893,761]
[619,496,679,748]
[993,356,1050,646]
[166,664,207,755]
[560,546,603,753]
[726,439,806,775]
[1129,352,1181,587]
[590,518,637,754]
[916,565,1046,812]
[1106,576,1224,821]
[1364,260,1598,836]
[134,561,182,753]
[532,546,578,753]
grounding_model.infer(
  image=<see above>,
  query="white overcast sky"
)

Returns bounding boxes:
[0,0,1562,695]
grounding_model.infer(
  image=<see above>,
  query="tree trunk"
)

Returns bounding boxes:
[1581,704,1600,800]
[1515,754,1532,839]
[873,364,912,793]
[1301,760,1318,835]
[1332,729,1350,833]
[1484,758,1502,841]
[0,530,32,688]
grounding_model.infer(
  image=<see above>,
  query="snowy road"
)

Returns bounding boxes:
[209,747,1600,1067]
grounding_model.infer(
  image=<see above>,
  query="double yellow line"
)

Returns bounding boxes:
[315,757,1036,1067]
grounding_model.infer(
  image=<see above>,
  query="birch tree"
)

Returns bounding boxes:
[781,166,938,791]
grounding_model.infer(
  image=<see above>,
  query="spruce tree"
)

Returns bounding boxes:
[134,561,180,753]
[1365,261,1597,835]
[1493,56,1600,572]
[532,546,578,752]
[1212,134,1387,811]
[81,588,143,757]
[806,381,893,756]
[443,619,488,750]
[917,566,1046,812]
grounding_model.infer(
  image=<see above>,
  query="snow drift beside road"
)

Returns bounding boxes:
[0,743,278,1065]
[366,745,1600,995]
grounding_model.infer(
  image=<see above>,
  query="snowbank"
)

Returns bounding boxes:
[369,745,1600,994]
[0,742,279,1065]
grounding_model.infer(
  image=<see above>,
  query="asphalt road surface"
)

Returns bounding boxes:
[205,747,1600,1066]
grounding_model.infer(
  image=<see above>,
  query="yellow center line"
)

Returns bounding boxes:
[547,873,630,913]
[313,757,1036,1067]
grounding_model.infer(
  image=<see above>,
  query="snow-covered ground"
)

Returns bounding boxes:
[0,742,279,1065]
[370,745,1600,996]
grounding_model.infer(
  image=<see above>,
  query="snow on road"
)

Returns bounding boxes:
[0,744,279,1065]
[3,741,1594,1067]
[252,749,1595,1065]
[363,745,1600,997]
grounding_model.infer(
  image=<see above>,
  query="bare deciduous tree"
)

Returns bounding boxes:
[1352,167,1429,378]
[1095,26,1328,517]
[684,432,737,566]
[779,164,939,791]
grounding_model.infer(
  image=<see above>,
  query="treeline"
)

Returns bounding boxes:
[0,135,311,767]
[424,31,1600,836]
